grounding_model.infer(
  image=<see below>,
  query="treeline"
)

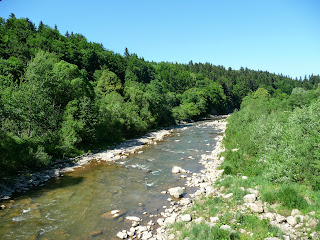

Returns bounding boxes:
[0,14,319,177]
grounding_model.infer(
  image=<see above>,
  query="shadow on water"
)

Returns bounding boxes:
[42,175,85,190]
[10,176,85,200]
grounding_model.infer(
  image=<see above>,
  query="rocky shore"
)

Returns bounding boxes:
[0,128,173,201]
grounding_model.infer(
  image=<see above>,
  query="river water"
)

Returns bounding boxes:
[0,119,222,240]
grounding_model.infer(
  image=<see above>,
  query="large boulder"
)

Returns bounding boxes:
[168,187,184,198]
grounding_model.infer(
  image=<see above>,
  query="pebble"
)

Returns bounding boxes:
[126,216,141,222]
[287,216,297,227]
[220,225,232,231]
[116,231,127,239]
[247,203,264,213]
[181,214,192,222]
[243,194,256,203]
[291,209,301,216]
[210,216,219,223]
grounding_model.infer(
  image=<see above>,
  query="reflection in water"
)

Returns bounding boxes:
[0,120,220,240]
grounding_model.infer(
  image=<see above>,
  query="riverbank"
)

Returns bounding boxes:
[0,127,174,201]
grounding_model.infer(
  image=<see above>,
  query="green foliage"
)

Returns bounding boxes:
[0,15,319,178]
[261,184,308,210]
[95,69,122,96]
[222,87,320,212]
[179,223,239,240]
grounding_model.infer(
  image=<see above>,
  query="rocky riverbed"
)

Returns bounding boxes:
[114,118,228,239]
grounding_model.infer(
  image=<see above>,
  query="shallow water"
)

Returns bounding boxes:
[0,119,221,240]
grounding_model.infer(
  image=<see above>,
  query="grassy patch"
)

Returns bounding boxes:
[235,213,283,239]
[171,211,283,240]
[260,183,308,210]
[187,196,224,219]
[178,223,239,240]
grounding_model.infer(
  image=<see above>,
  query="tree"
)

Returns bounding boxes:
[95,69,122,96]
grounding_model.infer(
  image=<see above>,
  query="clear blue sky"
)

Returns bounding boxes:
[0,0,319,79]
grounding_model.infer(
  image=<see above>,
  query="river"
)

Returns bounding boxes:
[0,118,223,240]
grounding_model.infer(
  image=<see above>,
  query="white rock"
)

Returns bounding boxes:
[111,210,120,215]
[164,216,176,226]
[291,209,301,216]
[194,217,205,224]
[220,225,232,231]
[141,232,153,240]
[283,235,290,240]
[275,215,286,223]
[168,187,184,198]
[309,219,318,228]
[247,203,264,213]
[126,216,141,222]
[287,216,297,226]
[181,214,192,222]
[265,213,275,221]
[172,166,184,174]
[206,186,215,196]
[157,218,164,226]
[116,231,128,239]
[243,194,256,203]
[210,216,219,223]
[180,198,192,205]
[242,176,248,180]
[132,221,139,227]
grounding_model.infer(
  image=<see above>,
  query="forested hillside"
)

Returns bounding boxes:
[1,14,319,177]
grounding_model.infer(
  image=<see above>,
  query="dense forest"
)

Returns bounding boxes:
[1,14,319,177]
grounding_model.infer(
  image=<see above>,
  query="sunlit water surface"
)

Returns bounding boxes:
[0,119,221,240]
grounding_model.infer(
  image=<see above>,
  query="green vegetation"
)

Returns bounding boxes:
[171,195,283,240]
[221,86,320,215]
[1,14,320,178]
